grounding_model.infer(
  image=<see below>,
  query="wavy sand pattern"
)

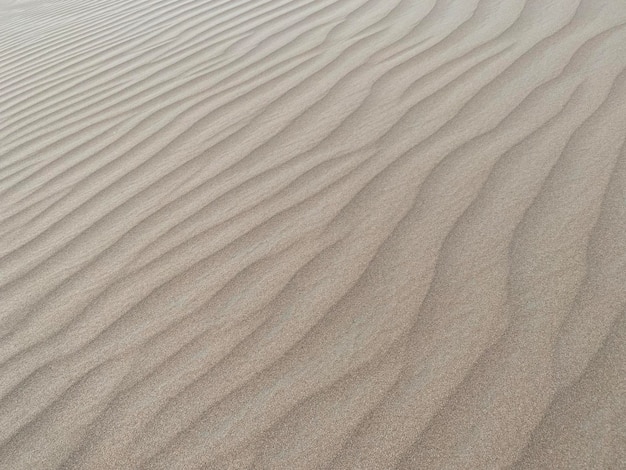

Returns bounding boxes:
[1,0,626,468]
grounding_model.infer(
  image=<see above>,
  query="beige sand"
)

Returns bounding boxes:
[1,0,625,468]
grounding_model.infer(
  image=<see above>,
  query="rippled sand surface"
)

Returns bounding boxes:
[1,0,626,468]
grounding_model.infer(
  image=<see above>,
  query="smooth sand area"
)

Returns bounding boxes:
[1,0,625,468]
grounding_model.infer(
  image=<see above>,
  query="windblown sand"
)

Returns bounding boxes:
[1,0,626,468]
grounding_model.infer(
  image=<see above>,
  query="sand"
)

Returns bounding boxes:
[1,0,625,468]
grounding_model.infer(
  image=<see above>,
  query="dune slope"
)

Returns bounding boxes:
[1,0,626,468]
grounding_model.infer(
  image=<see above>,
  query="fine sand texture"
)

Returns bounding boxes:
[1,0,626,468]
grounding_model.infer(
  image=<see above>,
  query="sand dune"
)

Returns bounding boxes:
[1,0,625,468]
